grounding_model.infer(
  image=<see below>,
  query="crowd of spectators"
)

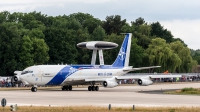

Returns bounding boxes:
[119,75,200,84]
[0,77,24,87]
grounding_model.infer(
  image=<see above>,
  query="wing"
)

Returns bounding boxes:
[85,74,182,82]
[123,66,161,71]
[117,75,182,79]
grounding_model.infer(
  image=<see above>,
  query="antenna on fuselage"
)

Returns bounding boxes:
[77,41,118,65]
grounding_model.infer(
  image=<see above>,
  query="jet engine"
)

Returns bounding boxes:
[102,77,118,88]
[13,71,22,82]
[137,77,153,86]
[13,75,20,82]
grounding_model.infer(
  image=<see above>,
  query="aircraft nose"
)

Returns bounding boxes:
[18,75,22,80]
[19,75,26,81]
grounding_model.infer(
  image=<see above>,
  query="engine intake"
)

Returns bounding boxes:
[137,78,153,86]
[13,76,20,82]
[102,77,118,88]
[103,81,118,88]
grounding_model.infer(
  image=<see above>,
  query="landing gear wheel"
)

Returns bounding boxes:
[95,86,99,91]
[62,85,72,91]
[62,86,66,91]
[68,85,72,91]
[88,86,91,91]
[31,87,37,92]
[66,85,69,90]
[92,86,95,91]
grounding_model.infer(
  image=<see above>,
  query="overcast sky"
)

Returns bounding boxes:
[0,0,200,50]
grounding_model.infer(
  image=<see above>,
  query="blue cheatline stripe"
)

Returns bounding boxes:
[112,33,129,67]
[45,64,125,85]
[46,66,78,85]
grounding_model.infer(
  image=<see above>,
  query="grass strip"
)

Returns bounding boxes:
[165,87,200,95]
[1,106,200,112]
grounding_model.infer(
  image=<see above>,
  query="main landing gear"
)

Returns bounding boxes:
[62,85,72,91]
[87,81,99,91]
[88,86,99,91]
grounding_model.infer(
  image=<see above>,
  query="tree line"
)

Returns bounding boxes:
[0,11,199,76]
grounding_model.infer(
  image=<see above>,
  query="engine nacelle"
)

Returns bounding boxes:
[13,71,22,82]
[102,77,118,88]
[103,81,118,88]
[137,78,153,86]
[13,75,20,82]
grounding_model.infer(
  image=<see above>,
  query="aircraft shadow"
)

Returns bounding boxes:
[137,89,179,95]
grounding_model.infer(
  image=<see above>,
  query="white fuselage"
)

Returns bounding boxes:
[19,65,126,86]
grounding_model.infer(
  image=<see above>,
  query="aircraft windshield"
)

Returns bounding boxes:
[21,70,33,75]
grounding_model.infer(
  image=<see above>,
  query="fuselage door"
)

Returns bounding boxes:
[38,71,43,81]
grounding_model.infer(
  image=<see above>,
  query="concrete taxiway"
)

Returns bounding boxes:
[1,82,200,107]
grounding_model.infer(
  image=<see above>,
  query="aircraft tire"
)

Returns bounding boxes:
[68,85,72,91]
[66,85,69,90]
[88,86,91,91]
[92,86,95,91]
[31,87,34,92]
[95,86,99,91]
[62,86,66,91]
[31,87,37,92]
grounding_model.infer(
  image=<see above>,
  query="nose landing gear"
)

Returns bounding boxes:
[31,86,37,92]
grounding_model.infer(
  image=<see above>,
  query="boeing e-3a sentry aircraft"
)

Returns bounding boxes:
[14,33,181,92]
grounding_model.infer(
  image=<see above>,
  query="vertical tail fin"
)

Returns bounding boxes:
[112,33,132,67]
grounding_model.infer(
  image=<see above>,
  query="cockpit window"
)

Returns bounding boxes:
[21,70,33,75]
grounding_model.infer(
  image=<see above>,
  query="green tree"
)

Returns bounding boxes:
[132,17,146,27]
[170,41,197,72]
[75,29,91,64]
[31,37,49,64]
[129,38,145,68]
[145,38,181,72]
[150,22,174,43]
[192,49,200,64]
[121,23,136,33]
[69,12,101,33]
[0,11,10,23]
[28,29,45,39]
[44,27,78,64]
[92,26,106,41]
[18,36,34,68]
[134,24,152,49]
[102,15,126,35]
[0,22,23,75]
